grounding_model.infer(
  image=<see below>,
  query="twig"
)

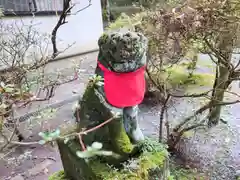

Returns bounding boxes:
[204,38,233,69]
[169,89,212,98]
[78,134,86,151]
[0,116,115,147]
[159,94,171,142]
[174,99,240,132]
[165,110,170,140]
[71,0,92,15]
[179,123,206,135]
[170,123,206,149]
[0,112,19,150]
[51,0,73,57]
[80,116,114,135]
[0,141,39,146]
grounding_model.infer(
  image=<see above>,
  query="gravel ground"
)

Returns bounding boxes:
[2,98,239,180]
[139,54,240,179]
[139,95,240,180]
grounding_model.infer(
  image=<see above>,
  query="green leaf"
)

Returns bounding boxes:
[38,140,46,145]
[91,142,103,150]
[38,132,47,138]
[96,151,113,156]
[49,129,60,138]
[86,146,94,151]
[4,87,15,93]
[64,137,70,144]
[76,151,94,158]
[0,82,5,88]
[46,137,53,141]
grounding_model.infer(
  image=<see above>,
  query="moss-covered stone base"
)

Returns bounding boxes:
[57,138,169,180]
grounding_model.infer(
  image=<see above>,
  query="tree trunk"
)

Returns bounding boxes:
[101,0,111,24]
[105,0,110,23]
[208,31,234,127]
[208,63,230,126]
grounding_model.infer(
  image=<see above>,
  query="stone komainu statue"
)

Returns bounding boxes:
[74,31,148,163]
[95,31,148,142]
[57,32,169,180]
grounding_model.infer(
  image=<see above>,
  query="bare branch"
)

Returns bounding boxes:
[169,90,212,98]
[159,94,171,142]
[51,0,73,57]
[71,0,92,15]
[174,99,240,132]
[0,116,115,148]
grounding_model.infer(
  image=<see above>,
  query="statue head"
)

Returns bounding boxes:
[97,31,148,73]
[96,31,148,108]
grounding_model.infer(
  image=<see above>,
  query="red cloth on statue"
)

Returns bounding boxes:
[97,61,146,108]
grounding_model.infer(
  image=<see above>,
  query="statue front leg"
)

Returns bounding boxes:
[123,105,144,143]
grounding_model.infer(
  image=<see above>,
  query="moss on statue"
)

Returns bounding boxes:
[75,77,134,160]
[108,116,133,155]
[89,150,167,180]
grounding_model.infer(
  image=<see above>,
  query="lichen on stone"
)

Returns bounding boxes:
[97,31,148,73]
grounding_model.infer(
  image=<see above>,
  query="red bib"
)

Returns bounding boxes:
[98,61,145,108]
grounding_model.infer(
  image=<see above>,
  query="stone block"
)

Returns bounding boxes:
[28,159,53,176]
[11,175,24,180]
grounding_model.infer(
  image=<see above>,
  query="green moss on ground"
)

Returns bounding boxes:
[170,165,209,180]
[49,170,67,180]
[148,64,214,93]
[166,65,214,87]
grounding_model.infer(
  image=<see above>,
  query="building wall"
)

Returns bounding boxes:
[0,0,103,67]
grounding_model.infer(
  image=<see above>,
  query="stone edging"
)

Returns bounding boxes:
[17,95,81,123]
[0,49,99,72]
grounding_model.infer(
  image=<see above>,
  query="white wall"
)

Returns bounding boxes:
[0,0,103,68]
